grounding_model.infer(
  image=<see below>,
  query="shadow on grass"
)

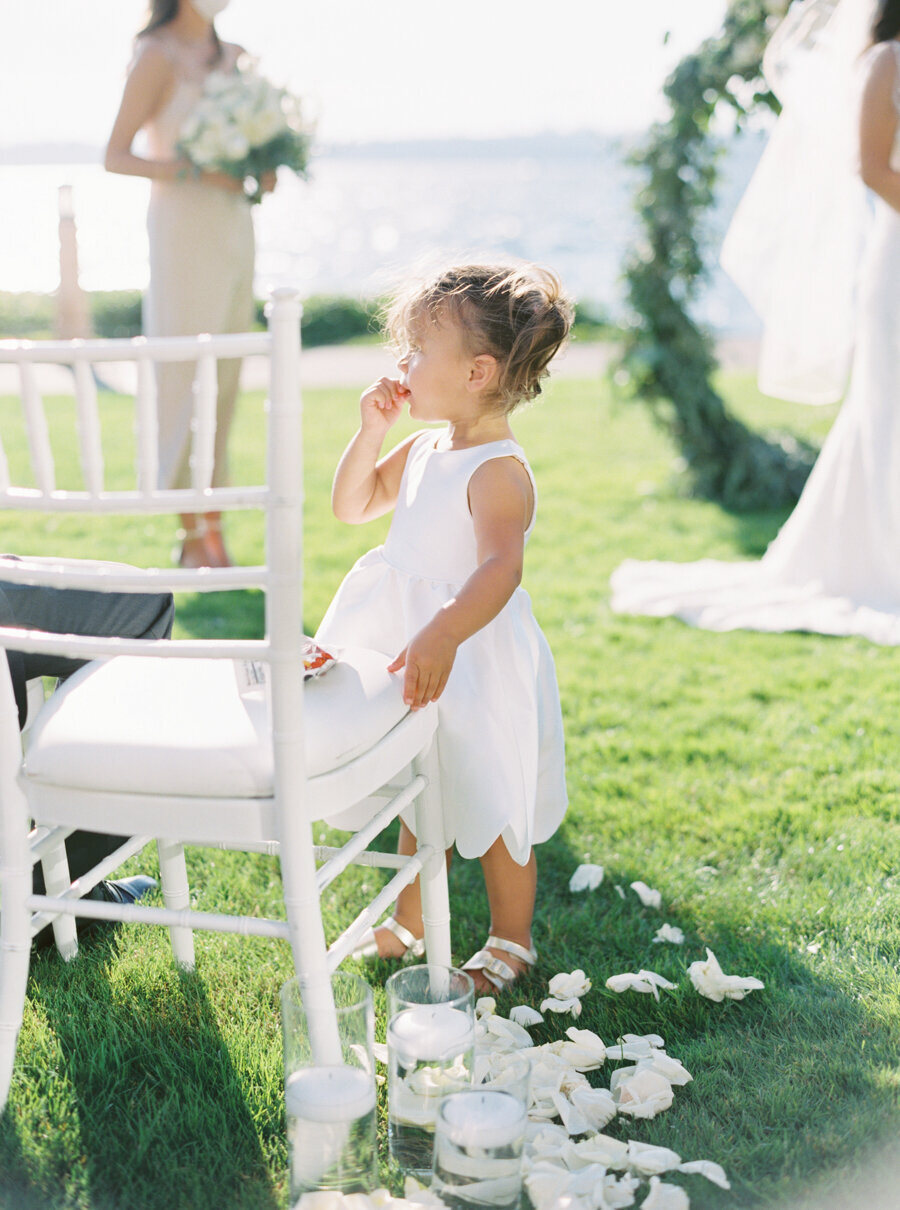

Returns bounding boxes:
[0,925,281,1210]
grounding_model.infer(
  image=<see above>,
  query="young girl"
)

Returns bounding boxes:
[316,263,572,993]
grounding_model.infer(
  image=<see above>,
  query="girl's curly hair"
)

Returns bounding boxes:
[385,263,573,413]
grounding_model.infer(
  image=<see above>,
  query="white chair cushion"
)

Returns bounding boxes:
[24,646,409,798]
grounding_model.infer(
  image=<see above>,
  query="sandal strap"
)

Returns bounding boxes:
[462,948,518,991]
[383,915,424,955]
[485,935,537,966]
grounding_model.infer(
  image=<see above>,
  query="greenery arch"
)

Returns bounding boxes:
[619,0,818,511]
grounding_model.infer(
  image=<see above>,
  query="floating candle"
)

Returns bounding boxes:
[439,1088,527,1149]
[285,1064,376,1123]
[388,1004,474,1063]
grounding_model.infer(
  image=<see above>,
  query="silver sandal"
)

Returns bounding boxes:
[462,935,537,991]
[351,915,426,962]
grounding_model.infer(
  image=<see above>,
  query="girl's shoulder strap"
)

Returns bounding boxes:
[465,439,538,535]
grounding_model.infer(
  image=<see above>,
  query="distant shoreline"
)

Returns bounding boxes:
[0,129,654,168]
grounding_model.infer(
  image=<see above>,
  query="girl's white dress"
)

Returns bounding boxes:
[316,430,568,865]
[611,43,900,645]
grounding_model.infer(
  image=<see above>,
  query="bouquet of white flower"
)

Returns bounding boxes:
[177,57,310,203]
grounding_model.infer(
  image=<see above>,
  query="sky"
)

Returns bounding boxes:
[1,0,729,149]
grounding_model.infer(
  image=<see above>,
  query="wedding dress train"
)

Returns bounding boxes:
[611,40,900,646]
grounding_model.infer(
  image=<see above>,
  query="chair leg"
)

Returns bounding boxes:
[39,843,78,962]
[413,739,452,968]
[0,704,34,1113]
[156,839,195,970]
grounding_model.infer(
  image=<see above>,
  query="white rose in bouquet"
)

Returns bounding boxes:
[177,57,310,202]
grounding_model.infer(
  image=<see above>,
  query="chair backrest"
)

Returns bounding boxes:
[0,289,309,922]
[0,288,301,653]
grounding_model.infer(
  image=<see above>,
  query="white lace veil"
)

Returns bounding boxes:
[720,0,877,404]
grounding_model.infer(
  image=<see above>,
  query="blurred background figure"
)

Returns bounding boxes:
[613,0,900,647]
[105,0,275,569]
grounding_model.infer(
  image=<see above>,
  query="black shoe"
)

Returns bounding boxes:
[86,875,158,906]
[33,874,158,951]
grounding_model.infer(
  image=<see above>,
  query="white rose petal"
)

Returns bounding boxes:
[569,1085,617,1130]
[475,996,497,1018]
[624,1140,682,1175]
[609,1068,674,1119]
[483,1015,534,1049]
[562,1132,630,1170]
[605,1033,667,1061]
[525,1123,571,1161]
[637,1052,693,1087]
[625,1032,665,1049]
[569,1164,614,1199]
[604,1172,642,1208]
[643,1176,690,1210]
[551,1089,594,1136]
[605,970,677,1000]
[540,996,583,1017]
[569,863,604,892]
[551,1027,607,1070]
[630,880,662,908]
[525,1161,576,1210]
[653,923,685,945]
[687,948,765,1002]
[548,969,592,999]
[372,1042,388,1065]
[678,1159,731,1189]
[509,1004,544,1028]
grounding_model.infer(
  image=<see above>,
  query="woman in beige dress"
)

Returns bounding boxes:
[105,0,274,567]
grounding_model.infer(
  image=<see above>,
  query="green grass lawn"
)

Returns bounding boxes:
[1,370,899,1209]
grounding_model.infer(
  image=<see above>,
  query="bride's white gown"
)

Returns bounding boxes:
[611,44,900,645]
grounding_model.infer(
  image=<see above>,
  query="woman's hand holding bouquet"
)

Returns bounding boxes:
[177,57,310,202]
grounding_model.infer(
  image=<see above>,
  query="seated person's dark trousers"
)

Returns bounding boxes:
[0,570,175,895]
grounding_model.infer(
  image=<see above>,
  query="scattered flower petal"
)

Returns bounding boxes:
[509,1004,544,1027]
[551,1088,594,1136]
[482,1014,535,1049]
[806,942,822,954]
[642,1176,690,1210]
[604,1172,642,1208]
[624,1140,682,1175]
[610,1068,674,1119]
[605,1033,666,1061]
[687,948,765,1002]
[636,1052,693,1087]
[605,970,677,1000]
[548,969,592,999]
[475,996,496,1018]
[525,1161,575,1210]
[561,1133,629,1170]
[615,884,626,899]
[569,1085,618,1130]
[551,1027,607,1070]
[630,880,662,908]
[653,923,685,945]
[677,1160,731,1189]
[540,996,583,1018]
[569,863,604,892]
[372,1042,388,1066]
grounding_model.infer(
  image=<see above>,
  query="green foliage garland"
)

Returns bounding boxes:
[620,0,818,510]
